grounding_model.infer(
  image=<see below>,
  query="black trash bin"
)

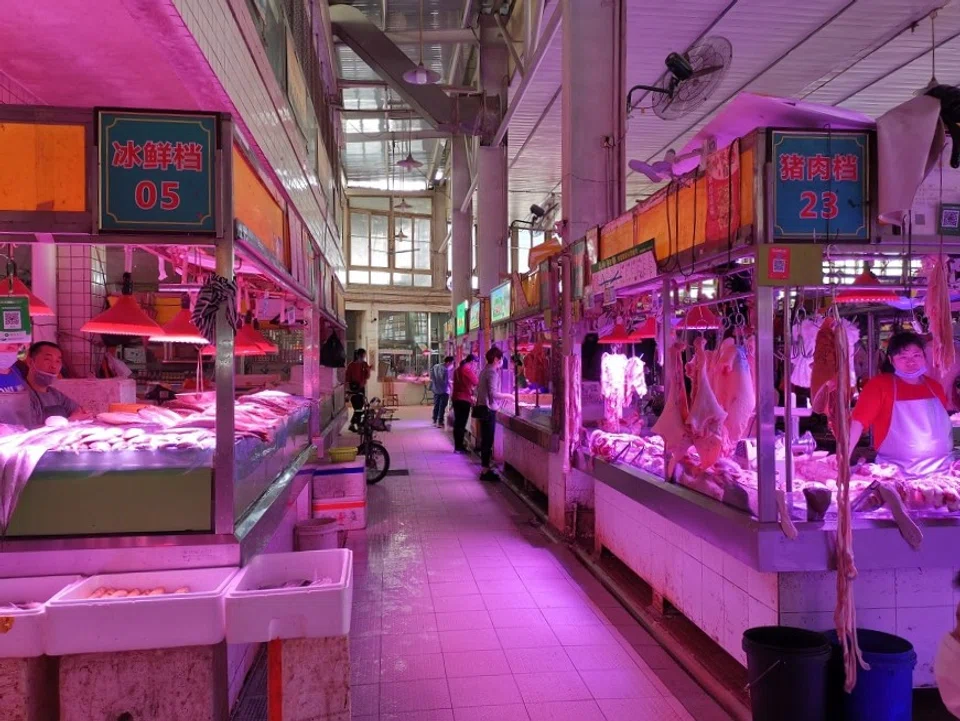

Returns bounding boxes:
[825,629,917,721]
[743,626,832,721]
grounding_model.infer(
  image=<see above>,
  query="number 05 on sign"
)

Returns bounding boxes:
[98,111,218,233]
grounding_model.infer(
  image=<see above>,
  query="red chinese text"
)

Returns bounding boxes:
[778,151,860,183]
[111,140,203,172]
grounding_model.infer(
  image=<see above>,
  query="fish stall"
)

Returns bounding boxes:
[0,105,350,715]
[566,94,960,688]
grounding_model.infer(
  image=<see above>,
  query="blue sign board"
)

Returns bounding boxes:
[99,111,218,233]
[771,130,870,241]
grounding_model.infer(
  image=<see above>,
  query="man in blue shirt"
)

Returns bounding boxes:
[0,342,86,428]
[430,356,454,428]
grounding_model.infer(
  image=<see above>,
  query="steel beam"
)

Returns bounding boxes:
[330,4,458,130]
[344,129,450,142]
[334,28,478,45]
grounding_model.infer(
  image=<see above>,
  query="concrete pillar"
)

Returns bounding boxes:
[431,188,448,291]
[31,236,58,344]
[451,136,472,312]
[561,0,625,242]
[552,0,625,538]
[477,16,509,297]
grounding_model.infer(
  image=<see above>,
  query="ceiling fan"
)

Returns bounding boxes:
[628,148,703,184]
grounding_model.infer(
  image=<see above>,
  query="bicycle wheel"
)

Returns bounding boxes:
[362,441,390,484]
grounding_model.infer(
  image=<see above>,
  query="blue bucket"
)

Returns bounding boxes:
[825,629,917,721]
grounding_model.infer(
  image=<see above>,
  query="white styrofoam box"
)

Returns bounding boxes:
[311,496,367,531]
[45,567,238,655]
[311,459,366,500]
[224,550,353,643]
[0,575,81,658]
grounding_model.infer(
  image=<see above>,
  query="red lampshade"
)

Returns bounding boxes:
[835,270,900,304]
[1,276,55,317]
[680,306,720,330]
[200,323,277,357]
[628,317,658,339]
[150,308,207,344]
[599,323,633,344]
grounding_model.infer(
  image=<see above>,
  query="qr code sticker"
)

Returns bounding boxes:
[772,258,787,274]
[2,310,20,330]
[942,209,960,229]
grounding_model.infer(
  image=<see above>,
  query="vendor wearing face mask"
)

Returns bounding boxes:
[849,331,952,476]
[4,342,87,428]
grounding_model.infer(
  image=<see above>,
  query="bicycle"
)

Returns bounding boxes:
[355,396,393,484]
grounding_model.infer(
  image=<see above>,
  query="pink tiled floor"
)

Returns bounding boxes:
[348,409,733,721]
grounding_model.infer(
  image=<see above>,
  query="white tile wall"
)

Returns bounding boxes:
[780,567,960,686]
[595,482,778,666]
[170,0,344,271]
[56,245,106,377]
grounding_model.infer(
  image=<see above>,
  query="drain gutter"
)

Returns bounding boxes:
[498,473,751,721]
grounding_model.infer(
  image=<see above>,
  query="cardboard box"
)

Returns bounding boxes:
[311,496,367,531]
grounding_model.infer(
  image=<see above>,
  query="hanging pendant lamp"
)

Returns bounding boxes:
[397,152,423,170]
[628,317,658,339]
[149,294,207,344]
[681,305,720,330]
[835,269,900,304]
[81,272,164,336]
[395,198,412,211]
[403,0,441,85]
[598,322,633,344]
[1,276,54,317]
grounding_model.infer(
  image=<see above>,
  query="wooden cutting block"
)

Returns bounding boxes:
[59,644,227,721]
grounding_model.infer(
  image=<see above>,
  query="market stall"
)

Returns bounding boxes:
[0,105,345,577]
[567,107,960,687]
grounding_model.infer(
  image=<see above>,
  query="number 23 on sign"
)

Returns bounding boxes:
[799,190,838,220]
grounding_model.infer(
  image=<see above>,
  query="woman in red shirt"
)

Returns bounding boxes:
[345,348,371,432]
[451,354,478,453]
[850,331,952,476]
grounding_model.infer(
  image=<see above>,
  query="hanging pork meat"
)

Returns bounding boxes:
[687,337,727,469]
[600,352,628,432]
[924,255,955,379]
[652,341,693,478]
[712,338,757,449]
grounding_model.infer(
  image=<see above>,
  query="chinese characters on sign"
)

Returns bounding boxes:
[99,111,218,233]
[771,131,870,241]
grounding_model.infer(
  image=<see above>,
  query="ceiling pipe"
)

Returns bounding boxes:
[334,28,479,45]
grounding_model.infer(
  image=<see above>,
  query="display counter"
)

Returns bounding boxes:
[590,454,960,686]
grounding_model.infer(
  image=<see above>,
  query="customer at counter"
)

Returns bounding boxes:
[0,342,87,428]
[849,331,952,476]
[475,347,512,482]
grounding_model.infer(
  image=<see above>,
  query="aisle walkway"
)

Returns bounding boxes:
[347,408,733,721]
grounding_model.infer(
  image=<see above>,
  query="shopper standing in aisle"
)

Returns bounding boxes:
[346,348,371,433]
[431,355,454,428]
[451,354,478,453]
[474,347,512,481]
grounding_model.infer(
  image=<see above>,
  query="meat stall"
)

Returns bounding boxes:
[571,110,960,687]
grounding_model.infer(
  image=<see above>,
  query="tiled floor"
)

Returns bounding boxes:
[348,407,734,721]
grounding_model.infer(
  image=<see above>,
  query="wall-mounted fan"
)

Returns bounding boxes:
[627,37,733,120]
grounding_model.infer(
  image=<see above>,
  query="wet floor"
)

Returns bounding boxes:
[347,407,734,721]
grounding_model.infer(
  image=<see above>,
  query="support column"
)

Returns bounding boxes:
[477,15,509,297]
[31,235,58,344]
[451,136,472,312]
[431,188,449,292]
[561,0,624,241]
[552,0,625,538]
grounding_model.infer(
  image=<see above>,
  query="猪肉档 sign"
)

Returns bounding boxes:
[771,130,870,241]
[0,296,31,343]
[99,111,218,233]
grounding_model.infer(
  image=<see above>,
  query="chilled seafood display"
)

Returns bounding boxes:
[88,587,191,598]
[0,391,311,533]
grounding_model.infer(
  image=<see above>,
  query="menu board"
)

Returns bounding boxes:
[490,280,511,324]
[570,239,586,299]
[456,301,468,336]
[469,301,481,331]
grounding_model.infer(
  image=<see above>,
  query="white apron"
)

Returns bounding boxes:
[875,376,954,478]
[935,632,960,718]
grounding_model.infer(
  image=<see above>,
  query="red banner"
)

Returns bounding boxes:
[705,139,741,243]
